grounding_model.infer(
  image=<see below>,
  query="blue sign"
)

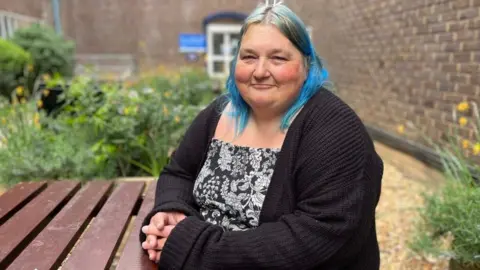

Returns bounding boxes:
[179,33,206,53]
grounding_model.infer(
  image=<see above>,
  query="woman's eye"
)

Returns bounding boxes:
[241,55,255,60]
[272,56,287,61]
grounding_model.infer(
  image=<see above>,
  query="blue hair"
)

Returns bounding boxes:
[224,3,330,135]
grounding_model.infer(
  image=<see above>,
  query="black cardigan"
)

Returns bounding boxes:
[140,88,384,270]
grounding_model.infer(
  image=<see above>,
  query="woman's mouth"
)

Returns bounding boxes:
[251,84,275,90]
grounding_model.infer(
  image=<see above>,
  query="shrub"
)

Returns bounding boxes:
[0,98,117,187]
[10,23,75,94]
[0,67,220,186]
[0,39,31,99]
[408,102,480,269]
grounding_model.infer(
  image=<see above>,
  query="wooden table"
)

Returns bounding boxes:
[0,180,158,270]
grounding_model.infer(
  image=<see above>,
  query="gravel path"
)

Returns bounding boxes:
[375,142,449,270]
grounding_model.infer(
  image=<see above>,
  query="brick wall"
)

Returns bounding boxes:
[309,0,480,150]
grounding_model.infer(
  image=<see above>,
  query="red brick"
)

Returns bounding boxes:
[463,41,480,51]
[452,0,470,9]
[459,63,480,74]
[453,52,473,62]
[442,64,459,72]
[430,23,447,33]
[448,21,469,31]
[457,8,479,20]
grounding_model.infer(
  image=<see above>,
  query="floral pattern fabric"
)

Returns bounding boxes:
[193,139,280,231]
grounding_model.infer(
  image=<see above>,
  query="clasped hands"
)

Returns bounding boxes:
[141,211,186,263]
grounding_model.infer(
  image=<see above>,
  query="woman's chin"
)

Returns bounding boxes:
[248,97,275,110]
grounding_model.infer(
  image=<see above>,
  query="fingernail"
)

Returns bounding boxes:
[142,226,147,233]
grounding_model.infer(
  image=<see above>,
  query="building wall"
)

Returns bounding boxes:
[310,0,480,149]
[0,0,46,18]
[59,0,323,68]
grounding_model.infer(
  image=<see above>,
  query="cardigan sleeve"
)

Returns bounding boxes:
[157,107,382,270]
[139,98,224,244]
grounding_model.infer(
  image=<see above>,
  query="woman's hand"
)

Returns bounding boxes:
[141,212,186,263]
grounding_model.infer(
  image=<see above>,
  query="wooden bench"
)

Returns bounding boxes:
[0,179,158,269]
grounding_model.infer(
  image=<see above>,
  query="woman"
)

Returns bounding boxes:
[140,2,383,269]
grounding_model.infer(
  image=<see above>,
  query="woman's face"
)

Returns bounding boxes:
[235,24,307,115]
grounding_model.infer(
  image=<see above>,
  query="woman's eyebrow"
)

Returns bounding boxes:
[240,48,292,56]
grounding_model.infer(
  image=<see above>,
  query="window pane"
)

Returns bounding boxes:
[0,16,6,38]
[213,61,224,73]
[213,33,224,55]
[229,33,241,55]
[0,21,3,38]
[5,17,12,37]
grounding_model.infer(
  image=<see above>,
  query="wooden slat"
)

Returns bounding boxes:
[62,181,145,270]
[0,181,47,225]
[0,181,80,269]
[116,181,158,270]
[7,181,114,270]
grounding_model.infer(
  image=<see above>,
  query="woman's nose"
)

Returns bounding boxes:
[252,59,270,79]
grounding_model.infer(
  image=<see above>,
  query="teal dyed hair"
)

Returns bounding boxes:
[225,2,330,134]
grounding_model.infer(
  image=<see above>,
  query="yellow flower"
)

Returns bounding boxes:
[123,107,130,115]
[396,124,405,134]
[459,117,468,127]
[1,137,7,145]
[462,139,470,149]
[37,99,43,108]
[174,116,180,123]
[33,112,40,128]
[16,86,24,96]
[1,117,6,125]
[163,91,172,98]
[473,143,480,155]
[20,98,27,104]
[43,89,50,97]
[163,105,169,116]
[123,81,132,88]
[42,74,51,81]
[171,74,180,83]
[456,101,470,112]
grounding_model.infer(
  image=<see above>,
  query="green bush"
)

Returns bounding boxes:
[53,70,212,178]
[408,102,480,268]
[0,99,117,187]
[0,68,220,186]
[11,23,75,93]
[0,39,31,99]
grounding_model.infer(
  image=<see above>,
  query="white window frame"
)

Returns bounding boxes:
[0,14,7,39]
[206,24,312,78]
[206,24,243,78]
[0,10,41,39]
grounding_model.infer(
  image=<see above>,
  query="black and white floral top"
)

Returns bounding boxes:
[193,138,280,231]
